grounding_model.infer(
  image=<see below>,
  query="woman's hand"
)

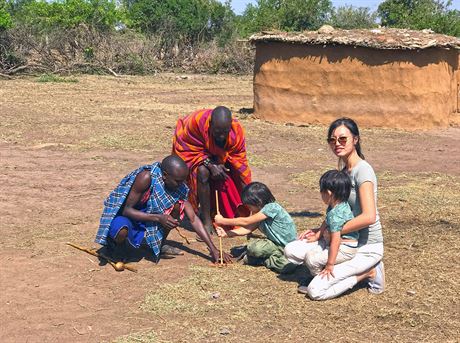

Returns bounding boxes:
[298,229,315,240]
[319,263,335,280]
[298,228,321,241]
[306,230,321,242]
[215,226,227,237]
[214,214,225,225]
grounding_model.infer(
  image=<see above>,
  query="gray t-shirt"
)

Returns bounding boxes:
[348,160,383,245]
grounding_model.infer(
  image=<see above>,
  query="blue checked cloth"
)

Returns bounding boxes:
[95,162,189,258]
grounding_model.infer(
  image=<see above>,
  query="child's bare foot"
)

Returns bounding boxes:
[368,261,385,294]
[367,267,377,281]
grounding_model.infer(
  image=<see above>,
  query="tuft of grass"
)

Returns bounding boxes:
[247,153,268,167]
[36,73,79,83]
[290,169,326,190]
[378,171,460,228]
[142,264,299,318]
[113,331,158,343]
[133,249,460,342]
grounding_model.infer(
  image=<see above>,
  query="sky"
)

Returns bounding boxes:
[223,0,460,14]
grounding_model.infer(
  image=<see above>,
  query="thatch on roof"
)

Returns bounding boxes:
[249,27,460,50]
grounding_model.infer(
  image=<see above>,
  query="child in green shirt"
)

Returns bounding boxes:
[304,170,358,279]
[215,182,297,274]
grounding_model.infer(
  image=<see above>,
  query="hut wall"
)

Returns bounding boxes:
[253,42,459,129]
[457,53,460,113]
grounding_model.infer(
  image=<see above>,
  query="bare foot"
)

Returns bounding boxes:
[356,267,377,283]
[367,267,377,281]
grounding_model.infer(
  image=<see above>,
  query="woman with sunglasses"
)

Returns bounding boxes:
[284,117,384,300]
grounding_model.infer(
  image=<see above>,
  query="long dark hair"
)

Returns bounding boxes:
[327,117,365,160]
[319,170,352,202]
[241,182,276,208]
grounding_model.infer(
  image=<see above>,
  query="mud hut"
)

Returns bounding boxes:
[250,27,460,129]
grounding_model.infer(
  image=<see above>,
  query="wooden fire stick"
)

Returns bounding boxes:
[66,242,137,272]
[215,190,224,266]
[175,227,191,244]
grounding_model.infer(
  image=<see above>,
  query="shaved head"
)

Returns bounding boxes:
[161,155,188,175]
[211,106,232,126]
[161,155,188,190]
[210,106,232,145]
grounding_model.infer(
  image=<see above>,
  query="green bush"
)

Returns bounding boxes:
[237,0,333,37]
[330,5,378,29]
[378,0,460,36]
[0,0,12,30]
[123,0,235,49]
[14,0,121,32]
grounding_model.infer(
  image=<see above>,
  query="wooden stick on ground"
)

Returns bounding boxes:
[66,242,137,272]
[215,190,224,266]
[0,73,13,80]
[175,227,191,244]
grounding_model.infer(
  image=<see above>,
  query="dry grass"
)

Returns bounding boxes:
[1,74,459,343]
[378,171,459,227]
[0,74,253,153]
[120,170,460,342]
[122,139,460,342]
[114,331,159,343]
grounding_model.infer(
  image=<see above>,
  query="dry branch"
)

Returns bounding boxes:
[7,65,29,74]
[0,73,12,79]
[175,227,191,244]
[66,242,137,273]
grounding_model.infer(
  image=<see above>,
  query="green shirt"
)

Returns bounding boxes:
[260,202,297,247]
[326,202,358,241]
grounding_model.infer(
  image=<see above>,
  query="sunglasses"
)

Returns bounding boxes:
[327,136,349,145]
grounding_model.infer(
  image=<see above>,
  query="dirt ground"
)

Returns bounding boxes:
[0,74,459,343]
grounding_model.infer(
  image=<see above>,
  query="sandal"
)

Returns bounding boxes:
[160,244,184,256]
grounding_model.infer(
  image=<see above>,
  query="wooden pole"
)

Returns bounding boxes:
[215,190,223,266]
[175,227,191,244]
[66,242,137,272]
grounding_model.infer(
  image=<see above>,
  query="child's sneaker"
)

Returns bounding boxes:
[297,277,310,294]
[232,245,248,263]
[368,261,385,294]
[297,285,309,294]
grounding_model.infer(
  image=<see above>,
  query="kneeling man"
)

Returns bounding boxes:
[95,155,230,263]
[172,106,252,233]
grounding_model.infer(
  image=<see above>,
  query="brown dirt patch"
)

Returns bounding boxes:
[0,74,459,342]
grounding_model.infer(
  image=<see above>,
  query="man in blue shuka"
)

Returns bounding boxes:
[95,155,231,263]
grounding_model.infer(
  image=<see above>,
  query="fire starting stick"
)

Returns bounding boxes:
[66,242,137,272]
[175,227,191,244]
[215,190,224,266]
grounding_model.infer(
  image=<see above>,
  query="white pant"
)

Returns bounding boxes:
[284,240,383,300]
[303,239,357,276]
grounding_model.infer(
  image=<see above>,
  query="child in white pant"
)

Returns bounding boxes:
[303,170,358,279]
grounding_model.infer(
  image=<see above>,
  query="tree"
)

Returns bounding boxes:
[330,5,378,29]
[13,0,121,32]
[209,0,237,46]
[237,0,333,37]
[123,0,234,45]
[237,0,281,36]
[280,0,332,31]
[378,0,460,36]
[0,0,12,30]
